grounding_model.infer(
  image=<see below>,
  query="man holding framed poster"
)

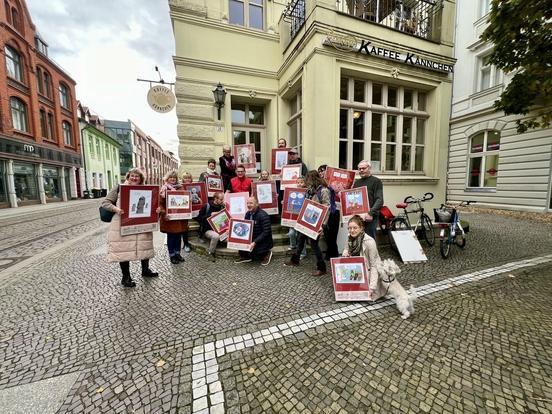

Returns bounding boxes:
[120,184,160,236]
[224,191,249,219]
[340,187,369,224]
[196,192,227,261]
[252,180,278,215]
[234,197,274,265]
[233,143,256,175]
[183,182,208,218]
[227,218,254,251]
[330,256,372,301]
[271,147,290,175]
[280,164,302,189]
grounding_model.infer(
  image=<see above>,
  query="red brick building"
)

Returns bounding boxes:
[0,0,81,208]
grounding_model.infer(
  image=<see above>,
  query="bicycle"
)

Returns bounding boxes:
[388,192,435,251]
[434,200,475,259]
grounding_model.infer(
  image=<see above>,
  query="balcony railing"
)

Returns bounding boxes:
[283,0,306,40]
[336,0,443,41]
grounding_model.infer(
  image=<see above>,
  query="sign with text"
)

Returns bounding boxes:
[166,190,192,220]
[295,199,329,240]
[183,182,208,218]
[331,256,372,301]
[227,218,254,251]
[281,187,307,227]
[271,148,290,175]
[120,185,159,235]
[340,187,369,224]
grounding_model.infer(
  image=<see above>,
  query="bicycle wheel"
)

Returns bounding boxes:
[439,227,452,259]
[389,217,409,252]
[421,213,435,246]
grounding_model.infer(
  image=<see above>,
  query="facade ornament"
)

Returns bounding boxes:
[248,90,257,98]
[287,80,292,89]
[390,67,400,78]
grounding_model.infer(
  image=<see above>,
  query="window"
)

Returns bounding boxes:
[478,55,500,91]
[105,143,110,160]
[288,92,302,155]
[39,109,47,138]
[59,83,71,109]
[5,45,23,82]
[10,97,28,132]
[89,137,95,159]
[62,121,73,146]
[339,77,428,173]
[468,130,500,188]
[229,0,264,30]
[96,139,102,160]
[11,7,19,31]
[479,0,490,17]
[43,71,51,97]
[36,67,52,97]
[231,103,265,171]
[47,113,55,140]
[5,2,11,25]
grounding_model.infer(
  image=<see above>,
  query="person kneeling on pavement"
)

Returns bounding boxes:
[234,197,274,266]
[196,192,226,262]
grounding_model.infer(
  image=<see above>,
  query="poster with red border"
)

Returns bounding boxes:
[281,187,307,227]
[206,175,223,197]
[295,199,329,240]
[330,257,372,301]
[207,208,230,241]
[252,180,278,215]
[119,184,159,235]
[280,164,302,189]
[183,182,208,218]
[325,167,356,209]
[227,218,254,251]
[224,192,249,219]
[271,148,290,175]
[233,144,256,174]
[339,187,370,224]
[166,190,192,220]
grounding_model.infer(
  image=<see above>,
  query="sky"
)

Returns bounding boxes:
[26,0,180,157]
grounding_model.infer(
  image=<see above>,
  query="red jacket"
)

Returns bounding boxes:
[230,176,252,194]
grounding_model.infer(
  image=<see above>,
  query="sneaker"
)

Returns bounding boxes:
[184,244,192,253]
[287,246,295,251]
[284,260,298,267]
[261,251,272,266]
[170,256,180,264]
[234,257,252,264]
[312,270,326,277]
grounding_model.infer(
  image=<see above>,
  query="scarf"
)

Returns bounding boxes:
[347,231,365,257]
[161,182,181,197]
[222,156,235,171]
[205,167,217,175]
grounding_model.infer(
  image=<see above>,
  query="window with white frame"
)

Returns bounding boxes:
[287,92,302,155]
[478,55,500,91]
[229,0,264,30]
[59,83,71,109]
[468,130,500,188]
[231,103,265,171]
[339,77,428,173]
[5,45,23,82]
[62,121,72,146]
[10,97,28,132]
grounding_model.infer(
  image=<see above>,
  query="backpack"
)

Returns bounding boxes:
[317,186,337,215]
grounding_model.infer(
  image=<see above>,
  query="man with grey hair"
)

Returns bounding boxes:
[234,197,274,265]
[352,160,383,240]
[219,145,236,191]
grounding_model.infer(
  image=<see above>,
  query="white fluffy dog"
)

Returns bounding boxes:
[376,259,416,319]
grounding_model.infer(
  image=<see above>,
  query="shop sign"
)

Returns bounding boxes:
[147,85,176,113]
[323,35,454,74]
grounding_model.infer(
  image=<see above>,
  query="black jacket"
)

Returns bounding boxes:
[245,208,273,252]
[196,201,225,234]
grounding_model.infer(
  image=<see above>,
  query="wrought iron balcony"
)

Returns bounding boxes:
[336,0,443,41]
[283,0,306,40]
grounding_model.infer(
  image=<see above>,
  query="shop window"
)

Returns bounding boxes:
[14,163,39,202]
[59,83,71,109]
[339,78,428,173]
[0,160,7,203]
[5,45,23,82]
[468,130,500,188]
[62,121,73,146]
[231,102,265,171]
[229,0,264,30]
[10,97,28,132]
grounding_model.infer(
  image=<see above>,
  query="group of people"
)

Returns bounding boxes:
[102,140,384,290]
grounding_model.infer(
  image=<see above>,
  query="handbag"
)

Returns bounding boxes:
[99,185,120,223]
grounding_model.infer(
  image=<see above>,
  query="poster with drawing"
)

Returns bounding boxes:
[226,218,254,251]
[252,181,278,215]
[325,167,356,209]
[281,187,307,227]
[271,148,290,175]
[280,164,302,189]
[224,192,249,219]
[207,208,230,241]
[119,185,159,235]
[295,199,329,239]
[206,175,223,197]
[340,187,369,223]
[233,144,256,174]
[331,257,372,301]
[182,182,208,218]
[166,190,192,220]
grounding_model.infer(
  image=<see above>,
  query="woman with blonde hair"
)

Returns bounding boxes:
[101,168,158,287]
[258,169,271,181]
[159,170,188,264]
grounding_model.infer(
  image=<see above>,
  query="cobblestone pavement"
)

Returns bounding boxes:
[0,209,551,413]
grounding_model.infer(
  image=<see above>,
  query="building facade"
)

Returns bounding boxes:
[448,0,552,212]
[170,0,456,208]
[0,0,81,208]
[77,103,121,196]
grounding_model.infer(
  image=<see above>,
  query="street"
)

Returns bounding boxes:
[0,201,551,413]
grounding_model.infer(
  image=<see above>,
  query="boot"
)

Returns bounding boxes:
[120,262,136,287]
[141,260,159,277]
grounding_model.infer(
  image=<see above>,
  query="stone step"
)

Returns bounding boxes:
[189,239,294,258]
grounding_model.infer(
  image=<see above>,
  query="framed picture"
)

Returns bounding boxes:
[325,167,356,209]
[227,218,254,251]
[340,187,369,223]
[280,164,302,189]
[271,148,290,175]
[166,190,192,220]
[295,199,329,239]
[281,187,307,227]
[233,143,256,174]
[252,181,278,215]
[183,182,208,218]
[206,175,223,197]
[120,185,159,235]
[330,257,372,301]
[224,191,249,219]
[207,208,231,241]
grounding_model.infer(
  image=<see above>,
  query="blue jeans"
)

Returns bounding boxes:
[363,214,379,240]
[288,228,307,256]
[167,233,186,257]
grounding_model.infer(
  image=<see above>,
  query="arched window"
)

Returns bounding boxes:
[5,45,23,82]
[47,112,56,139]
[36,67,43,94]
[10,97,28,132]
[468,130,500,188]
[11,7,19,31]
[59,83,70,109]
[39,108,47,138]
[43,71,51,97]
[5,1,11,24]
[62,121,73,146]
[36,66,52,97]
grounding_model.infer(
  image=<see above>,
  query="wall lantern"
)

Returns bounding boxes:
[212,83,227,120]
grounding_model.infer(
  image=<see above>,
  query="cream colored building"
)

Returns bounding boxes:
[170,0,456,209]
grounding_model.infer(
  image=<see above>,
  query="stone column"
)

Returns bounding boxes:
[37,163,47,204]
[6,159,17,208]
[60,167,68,202]
[70,167,78,198]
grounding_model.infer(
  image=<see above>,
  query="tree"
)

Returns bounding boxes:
[481,0,552,133]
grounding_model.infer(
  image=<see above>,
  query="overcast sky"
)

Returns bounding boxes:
[26,0,179,157]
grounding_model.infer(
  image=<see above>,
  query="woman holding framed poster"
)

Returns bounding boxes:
[101,168,159,288]
[196,192,227,262]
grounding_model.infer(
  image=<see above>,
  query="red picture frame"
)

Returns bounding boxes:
[252,180,278,215]
[119,184,160,235]
[281,187,307,227]
[207,208,231,241]
[233,144,256,174]
[325,167,356,209]
[280,164,302,189]
[183,182,208,218]
[227,218,254,251]
[340,187,370,224]
[271,147,290,175]
[206,175,223,197]
[224,191,249,219]
[166,190,192,220]
[295,199,329,239]
[330,257,372,301]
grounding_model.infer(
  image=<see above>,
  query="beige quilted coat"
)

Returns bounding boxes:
[101,185,155,263]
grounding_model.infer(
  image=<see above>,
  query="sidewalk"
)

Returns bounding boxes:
[0,198,99,220]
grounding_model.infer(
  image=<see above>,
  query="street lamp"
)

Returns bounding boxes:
[212,83,227,121]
